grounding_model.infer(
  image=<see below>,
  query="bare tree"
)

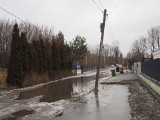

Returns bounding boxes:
[112,40,120,64]
[0,19,55,67]
[127,26,160,62]
[0,20,13,66]
[147,27,159,54]
[156,27,160,49]
[139,36,147,54]
[129,40,142,62]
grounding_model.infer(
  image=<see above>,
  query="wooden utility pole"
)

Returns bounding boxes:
[95,9,107,91]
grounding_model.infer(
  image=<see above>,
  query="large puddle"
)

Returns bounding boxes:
[17,76,96,102]
[0,70,132,120]
[54,85,131,120]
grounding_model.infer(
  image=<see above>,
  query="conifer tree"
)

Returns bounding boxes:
[44,39,52,71]
[51,41,59,71]
[6,23,22,86]
[39,37,46,73]
[57,31,64,43]
[32,39,40,73]
[27,43,34,72]
[59,43,65,70]
[21,32,29,74]
[66,45,72,70]
[70,36,87,63]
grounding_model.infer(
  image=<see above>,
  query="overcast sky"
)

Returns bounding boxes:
[1,0,160,56]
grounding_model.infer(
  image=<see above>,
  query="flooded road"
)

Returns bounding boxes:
[0,69,131,120]
[17,76,95,103]
[0,71,98,119]
[54,85,131,120]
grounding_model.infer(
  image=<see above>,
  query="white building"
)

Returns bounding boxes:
[153,49,160,59]
[144,53,151,61]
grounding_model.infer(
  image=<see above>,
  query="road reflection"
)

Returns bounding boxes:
[17,76,95,102]
[95,91,99,108]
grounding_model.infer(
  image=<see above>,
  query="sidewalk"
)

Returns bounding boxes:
[100,72,139,84]
[100,72,160,120]
[54,72,132,120]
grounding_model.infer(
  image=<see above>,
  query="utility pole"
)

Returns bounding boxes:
[95,9,107,91]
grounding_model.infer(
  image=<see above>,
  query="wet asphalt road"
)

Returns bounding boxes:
[0,69,134,120]
[54,84,131,120]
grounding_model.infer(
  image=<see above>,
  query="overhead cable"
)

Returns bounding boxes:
[111,0,123,14]
[98,0,104,9]
[107,17,116,41]
[106,24,113,41]
[0,6,25,22]
[91,0,103,13]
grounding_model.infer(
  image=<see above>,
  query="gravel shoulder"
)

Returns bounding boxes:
[128,80,160,120]
[101,72,160,120]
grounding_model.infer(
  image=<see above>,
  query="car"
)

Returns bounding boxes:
[116,64,124,74]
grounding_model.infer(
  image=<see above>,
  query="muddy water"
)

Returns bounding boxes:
[1,110,34,120]
[17,76,95,102]
[54,85,131,120]
[0,70,132,120]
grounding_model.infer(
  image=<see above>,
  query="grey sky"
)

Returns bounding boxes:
[0,0,160,56]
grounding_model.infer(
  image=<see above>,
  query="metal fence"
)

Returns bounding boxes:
[141,58,160,82]
[128,63,133,70]
[81,64,97,73]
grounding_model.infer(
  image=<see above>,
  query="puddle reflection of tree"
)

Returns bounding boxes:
[17,79,73,102]
[95,91,100,108]
[81,77,84,89]
[73,76,94,93]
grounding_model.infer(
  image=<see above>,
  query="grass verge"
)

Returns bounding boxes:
[0,68,7,88]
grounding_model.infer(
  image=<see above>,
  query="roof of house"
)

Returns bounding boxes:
[144,53,151,58]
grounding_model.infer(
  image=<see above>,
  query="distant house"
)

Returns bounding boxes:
[153,49,160,59]
[143,53,152,61]
[72,62,81,69]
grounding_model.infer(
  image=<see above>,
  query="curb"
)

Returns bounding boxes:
[99,75,111,84]
[138,74,160,102]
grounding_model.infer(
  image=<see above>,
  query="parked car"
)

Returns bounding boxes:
[116,64,124,74]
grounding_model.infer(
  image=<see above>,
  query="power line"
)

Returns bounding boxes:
[0,5,45,37]
[106,24,113,41]
[0,6,25,22]
[106,0,124,41]
[91,0,103,13]
[115,0,123,9]
[0,5,37,30]
[107,17,116,41]
[111,0,123,14]
[98,0,104,9]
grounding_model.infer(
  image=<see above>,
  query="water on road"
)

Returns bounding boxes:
[0,69,131,120]
[17,76,95,102]
[54,84,131,120]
